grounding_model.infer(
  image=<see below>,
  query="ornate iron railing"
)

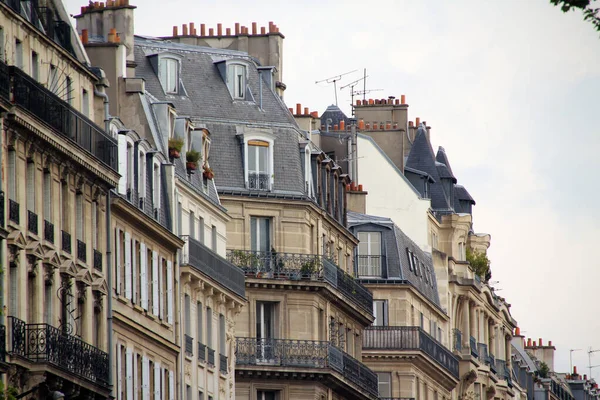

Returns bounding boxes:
[9,199,19,224]
[379,398,415,400]
[0,60,9,101]
[9,67,117,169]
[452,329,462,352]
[488,353,497,373]
[0,191,4,228]
[226,249,373,314]
[0,324,6,363]
[478,342,488,363]
[93,249,102,272]
[184,334,193,356]
[235,337,378,398]
[198,342,206,362]
[207,347,215,366]
[363,326,459,378]
[181,237,245,298]
[248,172,270,190]
[7,317,109,384]
[496,359,512,386]
[356,255,384,277]
[77,240,87,263]
[44,220,54,243]
[62,230,71,254]
[27,210,38,234]
[219,354,228,374]
[470,336,478,358]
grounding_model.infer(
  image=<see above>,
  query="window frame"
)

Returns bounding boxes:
[159,57,180,94]
[227,62,247,100]
[240,132,275,191]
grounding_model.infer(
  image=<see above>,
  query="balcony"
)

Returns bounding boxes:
[93,249,103,272]
[184,334,193,357]
[356,255,384,278]
[452,329,462,352]
[363,326,459,379]
[496,359,512,387]
[181,236,245,298]
[0,61,8,101]
[248,172,270,190]
[489,353,497,373]
[27,210,38,234]
[44,220,54,243]
[198,342,206,362]
[8,317,108,385]
[9,66,117,169]
[236,337,378,398]
[62,230,71,253]
[77,240,87,263]
[9,199,19,224]
[226,249,373,315]
[219,354,228,374]
[470,336,478,358]
[207,347,215,366]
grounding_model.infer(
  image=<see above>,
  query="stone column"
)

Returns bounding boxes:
[469,301,476,339]
[462,297,470,349]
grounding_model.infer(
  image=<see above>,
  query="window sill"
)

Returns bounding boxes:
[116,296,129,305]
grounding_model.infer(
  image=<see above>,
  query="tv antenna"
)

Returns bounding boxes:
[571,349,582,373]
[341,75,367,116]
[315,69,357,107]
[588,348,600,379]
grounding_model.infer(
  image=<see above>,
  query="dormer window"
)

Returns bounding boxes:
[159,58,179,94]
[248,141,269,190]
[227,64,246,99]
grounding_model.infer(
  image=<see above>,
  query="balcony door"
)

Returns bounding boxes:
[251,217,271,272]
[357,232,382,277]
[256,301,275,362]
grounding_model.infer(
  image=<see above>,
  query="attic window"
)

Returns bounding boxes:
[159,58,179,94]
[227,64,246,99]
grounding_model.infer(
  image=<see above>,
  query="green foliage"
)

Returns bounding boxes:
[231,250,260,268]
[550,0,600,33]
[185,149,201,164]
[466,248,491,281]
[0,381,18,400]
[538,361,550,378]
[168,137,184,152]
[300,258,319,276]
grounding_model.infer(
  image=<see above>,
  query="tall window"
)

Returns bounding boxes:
[65,76,72,105]
[0,27,4,62]
[81,89,89,116]
[377,372,392,398]
[199,217,205,244]
[43,169,52,221]
[256,302,275,360]
[26,161,35,213]
[211,226,217,252]
[189,211,195,239]
[250,217,271,253]
[31,51,39,80]
[227,64,246,99]
[153,163,161,213]
[48,64,58,92]
[184,294,191,336]
[15,39,23,69]
[458,242,465,261]
[159,58,178,94]
[206,307,213,347]
[248,141,270,190]
[44,279,53,324]
[373,300,388,327]
[219,314,226,354]
[197,302,203,344]
[76,192,84,241]
[257,391,278,400]
[357,232,382,277]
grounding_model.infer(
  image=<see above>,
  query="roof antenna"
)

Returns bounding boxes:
[315,70,357,107]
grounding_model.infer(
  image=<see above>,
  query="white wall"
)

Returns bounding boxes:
[357,134,431,251]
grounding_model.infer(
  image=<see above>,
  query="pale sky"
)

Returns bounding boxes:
[65,0,600,379]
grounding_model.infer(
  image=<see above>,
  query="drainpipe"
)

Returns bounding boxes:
[94,88,111,134]
[258,70,263,111]
[106,190,114,397]
[350,119,358,183]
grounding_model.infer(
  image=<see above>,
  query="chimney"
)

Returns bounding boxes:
[527,338,532,347]
[347,183,368,214]
[296,103,301,115]
[539,338,542,347]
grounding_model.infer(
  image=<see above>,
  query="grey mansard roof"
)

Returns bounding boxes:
[347,211,441,309]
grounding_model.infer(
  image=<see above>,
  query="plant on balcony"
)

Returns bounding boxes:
[203,165,214,180]
[168,137,184,159]
[300,257,319,278]
[231,250,260,271]
[186,149,201,172]
[466,248,492,282]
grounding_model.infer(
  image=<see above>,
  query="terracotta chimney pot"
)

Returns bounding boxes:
[304,107,309,115]
[415,117,420,126]
[368,99,374,105]
[358,119,365,129]
[182,24,188,36]
[226,28,231,35]
[339,120,345,130]
[574,366,578,375]
[190,22,195,34]
[346,184,350,191]
[548,341,552,346]
[356,100,361,106]
[539,338,543,346]
[333,124,338,131]
[261,27,266,34]
[235,23,240,35]
[200,24,206,36]
[358,184,363,191]
[401,94,406,104]
[515,327,520,336]
[310,111,318,118]
[395,99,399,105]
[82,29,89,44]
[252,22,257,35]
[372,123,378,130]
[217,23,222,36]
[269,21,274,33]
[527,338,532,346]
[296,103,301,115]
[379,123,384,130]
[365,123,370,129]
[385,122,391,130]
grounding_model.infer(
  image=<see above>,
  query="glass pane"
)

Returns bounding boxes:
[258,146,268,173]
[250,217,257,252]
[370,232,381,255]
[358,233,368,255]
[377,372,391,397]
[167,59,177,92]
[259,218,270,252]
[248,145,257,173]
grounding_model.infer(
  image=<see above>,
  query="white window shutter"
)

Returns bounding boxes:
[159,257,164,320]
[152,251,159,316]
[125,231,132,300]
[118,134,128,195]
[168,370,174,400]
[167,260,173,324]
[132,239,137,304]
[115,228,121,295]
[142,356,149,400]
[133,352,138,400]
[153,362,161,400]
[140,242,148,310]
[117,345,123,400]
[126,347,133,400]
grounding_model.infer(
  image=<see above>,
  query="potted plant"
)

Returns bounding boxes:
[185,149,201,172]
[168,137,184,159]
[300,257,318,279]
[203,165,215,180]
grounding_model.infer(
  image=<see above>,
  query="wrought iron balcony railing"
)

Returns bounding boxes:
[0,61,8,101]
[44,220,54,243]
[0,191,4,228]
[496,359,512,387]
[363,326,459,379]
[379,398,415,400]
[9,66,117,169]
[181,237,245,298]
[93,249,102,272]
[219,354,228,374]
[248,172,270,191]
[27,210,38,234]
[226,249,373,314]
[356,255,384,277]
[235,337,378,398]
[198,342,206,362]
[207,347,215,366]
[77,240,87,263]
[470,336,478,358]
[62,230,71,254]
[0,324,5,363]
[184,334,193,357]
[489,353,497,373]
[9,199,19,224]
[452,329,462,352]
[8,317,108,385]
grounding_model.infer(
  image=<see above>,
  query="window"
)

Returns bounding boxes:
[373,300,388,327]
[431,231,438,249]
[26,161,35,213]
[423,179,429,198]
[0,27,4,62]
[184,294,191,336]
[185,385,192,400]
[199,216,205,244]
[377,372,392,398]
[227,64,246,99]
[250,217,271,253]
[458,242,465,261]
[211,226,217,252]
[7,150,16,201]
[159,58,179,93]
[248,141,270,190]
[43,169,52,221]
[48,64,58,92]
[15,39,23,69]
[420,312,424,329]
[256,302,275,360]
[257,391,278,400]
[76,192,84,241]
[197,302,203,344]
[65,76,72,104]
[357,232,382,277]
[138,151,146,201]
[31,51,39,80]
[82,89,89,117]
[153,163,161,214]
[189,211,195,239]
[219,314,226,354]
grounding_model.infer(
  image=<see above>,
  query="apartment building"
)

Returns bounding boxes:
[0,0,119,398]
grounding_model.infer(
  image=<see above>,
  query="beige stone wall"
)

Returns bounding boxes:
[235,380,329,400]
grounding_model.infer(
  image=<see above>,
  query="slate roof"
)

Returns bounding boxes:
[320,104,350,129]
[435,146,456,181]
[348,211,441,309]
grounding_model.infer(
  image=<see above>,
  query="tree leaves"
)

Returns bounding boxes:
[550,0,600,33]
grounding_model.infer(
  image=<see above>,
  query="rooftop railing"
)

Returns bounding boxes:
[226,249,373,314]
[235,337,378,398]
[363,326,459,379]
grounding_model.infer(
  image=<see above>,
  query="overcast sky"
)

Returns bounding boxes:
[66,0,600,379]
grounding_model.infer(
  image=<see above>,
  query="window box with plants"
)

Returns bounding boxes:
[186,149,201,173]
[203,165,214,180]
[168,137,184,159]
